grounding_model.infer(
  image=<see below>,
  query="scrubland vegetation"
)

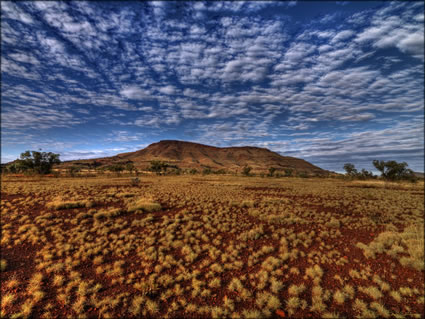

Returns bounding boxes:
[1,174,423,318]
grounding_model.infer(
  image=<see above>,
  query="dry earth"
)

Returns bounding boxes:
[0,175,424,318]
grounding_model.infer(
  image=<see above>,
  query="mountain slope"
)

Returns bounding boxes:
[63,140,328,175]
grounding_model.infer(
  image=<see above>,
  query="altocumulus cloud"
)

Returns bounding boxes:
[1,1,423,172]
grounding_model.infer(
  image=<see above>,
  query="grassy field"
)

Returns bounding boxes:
[0,175,423,318]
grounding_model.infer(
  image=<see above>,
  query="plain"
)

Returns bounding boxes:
[0,175,424,318]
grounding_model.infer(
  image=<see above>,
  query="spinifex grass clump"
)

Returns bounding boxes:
[127,198,161,213]
[47,197,94,210]
[356,223,424,270]
[0,259,7,272]
[94,208,126,220]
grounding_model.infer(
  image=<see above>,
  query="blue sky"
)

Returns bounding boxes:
[1,1,424,173]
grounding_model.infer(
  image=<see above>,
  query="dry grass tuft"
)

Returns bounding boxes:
[127,198,161,213]
[288,283,306,296]
[0,259,7,272]
[1,293,15,308]
[47,198,90,210]
[333,290,345,305]
[356,223,424,271]
[359,286,383,300]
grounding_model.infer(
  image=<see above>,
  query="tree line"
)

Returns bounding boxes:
[1,150,420,182]
[343,160,417,182]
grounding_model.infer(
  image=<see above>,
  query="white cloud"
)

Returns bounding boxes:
[1,105,83,130]
[1,1,34,25]
[120,86,149,100]
[158,85,176,95]
[397,31,424,59]
[339,113,375,122]
[8,52,40,65]
[354,4,424,60]
[330,30,355,44]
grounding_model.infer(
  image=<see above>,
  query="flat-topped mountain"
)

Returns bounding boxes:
[62,140,328,175]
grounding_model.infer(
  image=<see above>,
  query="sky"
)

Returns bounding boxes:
[1,1,424,173]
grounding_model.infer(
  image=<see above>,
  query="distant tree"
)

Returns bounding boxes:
[68,166,81,177]
[108,164,124,174]
[373,160,416,181]
[171,167,182,175]
[343,163,358,177]
[4,163,16,174]
[150,160,162,174]
[202,167,212,175]
[284,168,293,177]
[268,167,276,177]
[14,150,60,174]
[150,161,168,175]
[189,168,198,175]
[359,168,375,180]
[89,160,101,170]
[126,163,135,174]
[297,171,308,178]
[242,166,252,176]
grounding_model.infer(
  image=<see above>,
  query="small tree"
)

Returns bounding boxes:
[202,167,212,175]
[126,163,135,175]
[268,167,276,177]
[150,161,168,175]
[89,160,101,170]
[68,166,81,177]
[242,166,252,176]
[108,164,124,175]
[189,168,198,175]
[373,160,416,181]
[359,168,374,180]
[343,163,358,177]
[4,163,17,174]
[284,168,293,177]
[172,167,182,175]
[14,150,60,174]
[297,171,308,178]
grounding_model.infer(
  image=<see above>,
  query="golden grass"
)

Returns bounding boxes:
[288,283,306,296]
[127,198,161,213]
[356,222,424,271]
[333,290,345,304]
[1,293,15,309]
[0,259,7,272]
[370,301,390,318]
[0,175,423,318]
[359,286,383,300]
[47,198,93,210]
